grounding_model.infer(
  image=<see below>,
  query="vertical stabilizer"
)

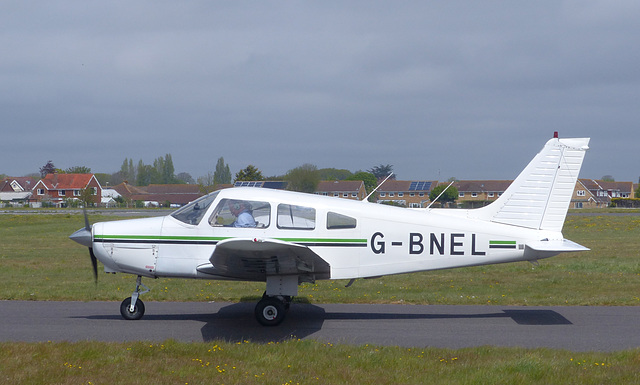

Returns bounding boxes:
[473,137,590,232]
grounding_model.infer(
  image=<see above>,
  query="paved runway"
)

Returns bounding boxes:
[2,301,639,351]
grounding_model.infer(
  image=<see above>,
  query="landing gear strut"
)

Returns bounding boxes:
[254,293,292,326]
[120,275,149,320]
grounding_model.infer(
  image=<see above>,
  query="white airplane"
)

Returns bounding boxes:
[70,135,590,326]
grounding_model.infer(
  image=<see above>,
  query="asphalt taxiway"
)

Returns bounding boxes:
[2,301,639,351]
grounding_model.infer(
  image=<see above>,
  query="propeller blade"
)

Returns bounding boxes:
[83,207,91,231]
[70,208,98,283]
[89,247,98,284]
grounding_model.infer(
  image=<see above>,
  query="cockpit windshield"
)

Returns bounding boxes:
[170,191,220,225]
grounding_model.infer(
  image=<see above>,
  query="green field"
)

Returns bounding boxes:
[1,211,640,384]
[1,212,639,305]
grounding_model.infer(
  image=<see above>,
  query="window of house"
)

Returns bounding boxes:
[90,188,97,195]
[277,204,315,230]
[459,192,465,197]
[471,192,478,198]
[59,190,66,196]
[327,212,357,229]
[74,190,81,196]
[488,192,494,198]
[343,193,348,197]
[37,189,44,195]
[577,190,586,197]
[380,192,386,197]
[419,192,424,197]
[389,192,395,197]
[398,192,404,197]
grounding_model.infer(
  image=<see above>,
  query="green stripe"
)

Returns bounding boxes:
[278,238,366,244]
[490,240,517,245]
[95,234,367,244]
[96,234,227,242]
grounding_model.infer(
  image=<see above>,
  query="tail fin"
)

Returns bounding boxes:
[473,136,590,232]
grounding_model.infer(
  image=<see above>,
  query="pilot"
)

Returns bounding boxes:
[228,200,257,227]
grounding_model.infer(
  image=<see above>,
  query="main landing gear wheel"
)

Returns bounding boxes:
[120,297,145,320]
[255,296,288,326]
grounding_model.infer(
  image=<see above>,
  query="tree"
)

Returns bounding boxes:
[162,154,176,184]
[213,157,232,185]
[285,163,320,193]
[368,164,395,181]
[136,160,153,186]
[40,160,56,178]
[78,187,97,207]
[318,168,353,181]
[346,171,378,201]
[65,166,91,174]
[197,172,214,186]
[235,165,264,182]
[601,175,615,182]
[429,184,459,207]
[176,172,195,184]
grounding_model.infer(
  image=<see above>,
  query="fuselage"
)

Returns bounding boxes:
[90,187,560,282]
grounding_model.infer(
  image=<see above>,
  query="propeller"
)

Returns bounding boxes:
[69,208,98,283]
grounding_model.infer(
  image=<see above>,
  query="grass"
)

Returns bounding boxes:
[2,340,640,385]
[2,211,640,383]
[1,212,639,305]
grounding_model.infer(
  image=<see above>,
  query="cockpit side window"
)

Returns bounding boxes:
[327,212,357,229]
[170,191,220,225]
[277,204,316,230]
[209,199,271,228]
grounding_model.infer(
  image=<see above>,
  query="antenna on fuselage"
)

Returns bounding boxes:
[363,173,394,202]
[426,180,456,209]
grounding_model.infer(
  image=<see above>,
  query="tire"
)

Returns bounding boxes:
[120,297,145,320]
[255,297,286,326]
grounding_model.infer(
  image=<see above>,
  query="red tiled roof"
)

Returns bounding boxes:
[316,180,364,192]
[39,174,95,190]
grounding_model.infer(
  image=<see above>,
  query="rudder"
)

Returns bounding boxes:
[473,136,590,232]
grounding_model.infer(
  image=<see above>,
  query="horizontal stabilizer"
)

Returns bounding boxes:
[525,239,589,253]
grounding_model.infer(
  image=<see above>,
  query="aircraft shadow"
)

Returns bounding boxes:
[76,304,572,343]
[203,305,572,342]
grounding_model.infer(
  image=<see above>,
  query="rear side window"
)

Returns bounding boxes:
[327,212,357,229]
[277,204,315,230]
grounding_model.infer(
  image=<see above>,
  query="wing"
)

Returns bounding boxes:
[196,238,331,283]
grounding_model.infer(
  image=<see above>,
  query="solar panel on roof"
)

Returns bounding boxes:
[234,181,263,187]
[409,181,432,191]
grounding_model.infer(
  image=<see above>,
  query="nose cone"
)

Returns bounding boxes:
[69,227,92,248]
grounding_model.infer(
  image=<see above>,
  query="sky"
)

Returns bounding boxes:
[2,1,639,183]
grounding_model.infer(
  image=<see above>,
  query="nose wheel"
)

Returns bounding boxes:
[254,295,291,326]
[120,275,149,320]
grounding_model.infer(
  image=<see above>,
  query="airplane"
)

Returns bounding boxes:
[70,134,590,326]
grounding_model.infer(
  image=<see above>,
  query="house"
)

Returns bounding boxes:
[376,180,438,208]
[0,177,36,206]
[112,182,203,207]
[572,179,635,208]
[315,180,367,201]
[32,173,102,207]
[101,188,121,208]
[0,177,36,192]
[454,180,513,208]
